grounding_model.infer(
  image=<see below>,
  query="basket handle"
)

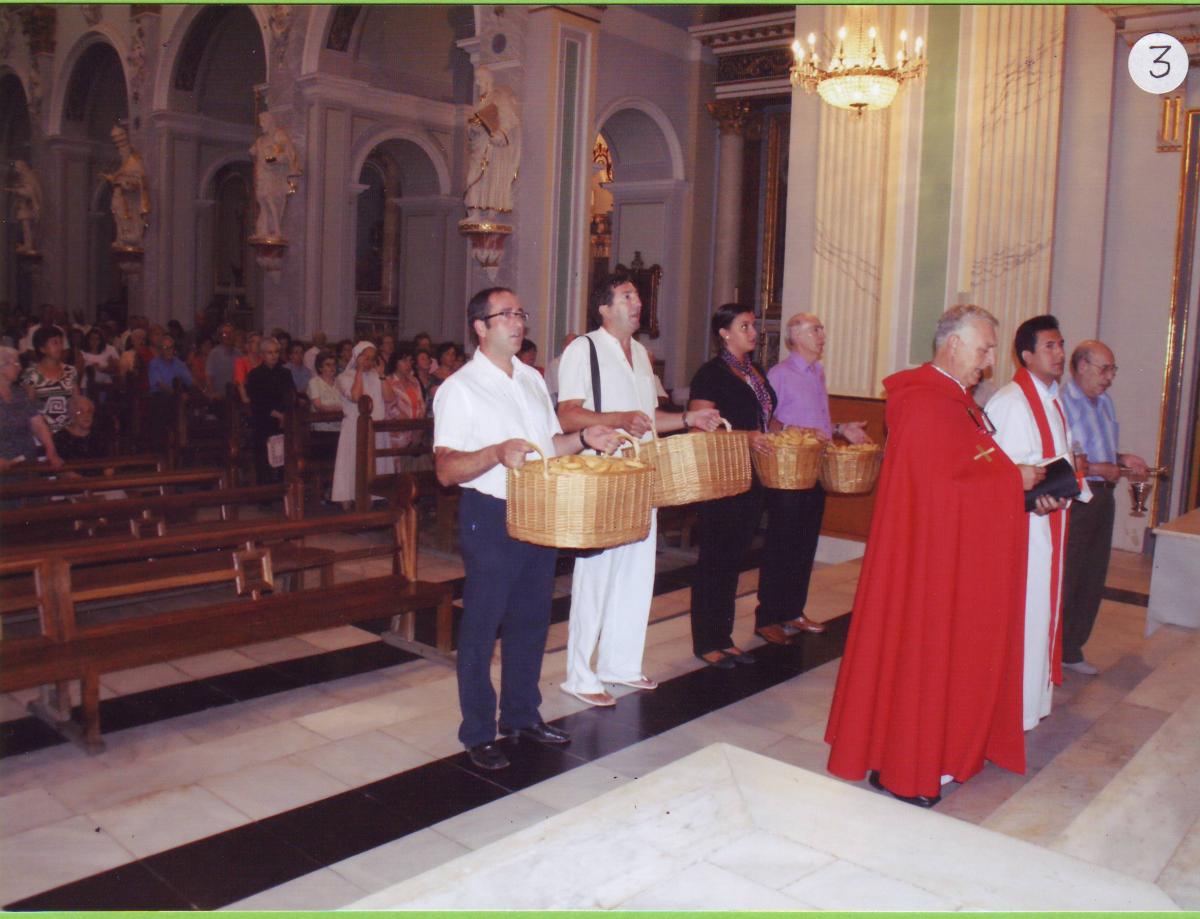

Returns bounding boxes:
[512,440,548,480]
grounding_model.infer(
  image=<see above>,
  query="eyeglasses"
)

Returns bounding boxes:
[482,309,530,324]
[1084,358,1118,376]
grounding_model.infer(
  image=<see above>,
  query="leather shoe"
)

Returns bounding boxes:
[868,770,940,808]
[786,616,826,634]
[696,651,736,670]
[755,624,794,645]
[467,741,510,771]
[499,721,571,744]
[724,647,756,665]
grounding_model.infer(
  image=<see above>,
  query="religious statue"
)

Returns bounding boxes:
[250,111,301,241]
[102,125,150,251]
[7,160,42,255]
[463,66,520,217]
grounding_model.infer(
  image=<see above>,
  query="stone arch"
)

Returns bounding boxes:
[348,126,450,198]
[595,97,685,183]
[198,150,254,200]
[153,4,269,117]
[48,28,128,138]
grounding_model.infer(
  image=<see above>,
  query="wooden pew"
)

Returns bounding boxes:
[284,394,342,506]
[0,481,301,548]
[0,508,454,750]
[353,396,457,550]
[0,467,228,507]
[1,453,167,479]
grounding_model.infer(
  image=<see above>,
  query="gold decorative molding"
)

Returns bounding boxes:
[706,100,753,136]
[717,48,793,84]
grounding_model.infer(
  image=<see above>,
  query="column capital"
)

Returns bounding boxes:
[706,100,754,136]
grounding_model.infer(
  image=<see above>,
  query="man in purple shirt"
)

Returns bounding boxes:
[757,313,870,644]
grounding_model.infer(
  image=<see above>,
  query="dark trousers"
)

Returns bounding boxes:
[456,489,557,748]
[758,484,825,627]
[1062,486,1115,663]
[691,485,763,656]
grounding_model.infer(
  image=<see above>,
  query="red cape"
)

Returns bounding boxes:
[825,364,1028,797]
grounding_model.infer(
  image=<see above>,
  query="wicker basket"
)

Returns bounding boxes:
[506,435,654,549]
[820,443,884,495]
[639,419,751,507]
[752,436,825,490]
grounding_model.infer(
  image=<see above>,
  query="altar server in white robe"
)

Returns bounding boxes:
[987,315,1074,730]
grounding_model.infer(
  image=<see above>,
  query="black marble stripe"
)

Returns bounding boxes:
[1101,586,1149,608]
[5,617,849,911]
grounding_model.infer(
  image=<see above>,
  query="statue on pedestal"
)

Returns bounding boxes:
[7,160,42,255]
[463,66,520,218]
[102,125,150,251]
[250,111,301,242]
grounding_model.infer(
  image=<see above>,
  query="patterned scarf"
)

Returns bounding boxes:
[720,348,772,432]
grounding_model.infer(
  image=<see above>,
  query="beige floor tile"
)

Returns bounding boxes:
[294,624,380,650]
[201,757,349,820]
[758,734,836,776]
[330,828,471,894]
[783,857,961,911]
[432,793,558,850]
[0,815,134,903]
[1157,814,1200,910]
[518,763,633,812]
[619,859,811,910]
[99,661,190,696]
[235,635,324,664]
[295,729,433,786]
[222,867,368,911]
[87,784,250,858]
[0,785,74,838]
[171,648,260,679]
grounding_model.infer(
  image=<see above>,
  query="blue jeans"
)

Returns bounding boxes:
[456,489,557,748]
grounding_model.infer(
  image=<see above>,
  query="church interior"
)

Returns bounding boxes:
[1,3,1199,910]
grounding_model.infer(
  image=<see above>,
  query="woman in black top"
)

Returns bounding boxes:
[244,336,294,485]
[687,305,777,668]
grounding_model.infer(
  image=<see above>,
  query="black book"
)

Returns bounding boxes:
[1024,454,1080,512]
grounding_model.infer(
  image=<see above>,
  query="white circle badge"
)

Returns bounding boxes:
[1128,33,1188,94]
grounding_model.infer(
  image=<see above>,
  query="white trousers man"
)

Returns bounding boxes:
[563,511,657,695]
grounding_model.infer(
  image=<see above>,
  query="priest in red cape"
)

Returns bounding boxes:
[825,304,1035,807]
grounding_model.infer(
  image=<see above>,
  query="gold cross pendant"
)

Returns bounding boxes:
[973,446,995,463]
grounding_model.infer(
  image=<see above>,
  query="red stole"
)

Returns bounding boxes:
[1013,367,1068,685]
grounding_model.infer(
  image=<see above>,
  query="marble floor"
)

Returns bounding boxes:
[1,532,1196,911]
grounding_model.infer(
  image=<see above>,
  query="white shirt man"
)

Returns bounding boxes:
[987,317,1073,731]
[433,287,619,771]
[555,273,720,706]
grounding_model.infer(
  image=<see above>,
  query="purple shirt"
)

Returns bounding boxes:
[767,352,832,436]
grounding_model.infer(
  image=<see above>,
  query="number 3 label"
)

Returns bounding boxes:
[1128,33,1188,94]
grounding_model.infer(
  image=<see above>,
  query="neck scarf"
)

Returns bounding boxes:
[1013,365,1069,687]
[720,348,772,432]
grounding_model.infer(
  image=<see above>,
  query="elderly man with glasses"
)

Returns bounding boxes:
[433,287,622,771]
[1058,341,1149,676]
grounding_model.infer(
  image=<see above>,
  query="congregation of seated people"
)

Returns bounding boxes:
[0,302,472,497]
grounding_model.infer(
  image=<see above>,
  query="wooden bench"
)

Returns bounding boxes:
[0,481,301,548]
[1,453,167,479]
[353,397,458,550]
[284,395,342,505]
[0,467,228,507]
[0,507,454,751]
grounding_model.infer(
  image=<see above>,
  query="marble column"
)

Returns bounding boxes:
[706,100,752,308]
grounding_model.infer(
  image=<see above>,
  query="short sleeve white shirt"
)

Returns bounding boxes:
[557,328,658,442]
[433,349,562,499]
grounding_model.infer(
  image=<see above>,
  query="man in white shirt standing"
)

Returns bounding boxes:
[434,287,621,771]
[556,271,720,706]
[987,315,1072,731]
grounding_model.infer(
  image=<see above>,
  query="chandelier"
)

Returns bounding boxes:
[790,7,925,114]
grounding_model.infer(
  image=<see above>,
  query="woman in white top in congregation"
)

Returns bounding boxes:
[330,340,395,508]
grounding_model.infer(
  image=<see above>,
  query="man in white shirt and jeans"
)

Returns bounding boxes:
[434,287,620,771]
[556,270,720,706]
